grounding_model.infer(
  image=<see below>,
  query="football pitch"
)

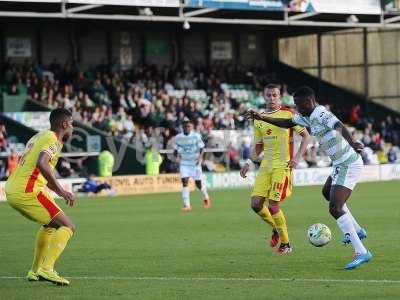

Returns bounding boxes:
[1,181,399,300]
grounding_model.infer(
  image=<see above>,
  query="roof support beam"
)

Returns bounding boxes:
[183,8,218,18]
[67,4,102,13]
[63,13,400,28]
[0,11,63,18]
[0,7,398,29]
[289,12,319,21]
[385,14,400,24]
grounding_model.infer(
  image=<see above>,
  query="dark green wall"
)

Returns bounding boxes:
[1,94,27,112]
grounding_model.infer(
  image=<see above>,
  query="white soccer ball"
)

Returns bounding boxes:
[307,223,332,247]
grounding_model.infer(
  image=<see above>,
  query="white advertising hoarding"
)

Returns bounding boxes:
[289,0,381,14]
[206,164,400,190]
[1,164,399,202]
[380,164,400,181]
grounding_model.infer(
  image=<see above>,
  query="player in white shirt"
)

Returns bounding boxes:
[245,86,372,270]
[173,119,211,212]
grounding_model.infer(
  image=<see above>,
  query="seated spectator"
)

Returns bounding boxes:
[0,132,8,152]
[361,128,372,147]
[83,93,95,108]
[202,113,214,131]
[239,139,251,161]
[7,148,19,176]
[159,111,175,131]
[227,142,240,170]
[56,157,74,178]
[90,78,107,104]
[160,131,179,173]
[362,147,379,165]
[350,104,361,125]
[387,146,397,163]
[8,83,19,95]
[377,149,388,164]
[221,111,236,129]
[122,114,135,141]
[0,124,7,137]
[0,159,7,180]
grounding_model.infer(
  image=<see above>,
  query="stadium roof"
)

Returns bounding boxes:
[1,0,400,29]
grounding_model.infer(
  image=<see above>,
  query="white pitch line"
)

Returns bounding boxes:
[1,276,400,284]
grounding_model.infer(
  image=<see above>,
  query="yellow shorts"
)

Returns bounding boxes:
[6,190,63,225]
[251,167,293,202]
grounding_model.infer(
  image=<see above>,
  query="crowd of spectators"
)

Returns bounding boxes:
[1,59,272,172]
[1,59,271,140]
[348,105,400,164]
[1,59,400,174]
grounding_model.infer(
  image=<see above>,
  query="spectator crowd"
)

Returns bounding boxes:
[1,59,400,175]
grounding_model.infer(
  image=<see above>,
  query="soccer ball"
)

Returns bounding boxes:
[307,223,332,247]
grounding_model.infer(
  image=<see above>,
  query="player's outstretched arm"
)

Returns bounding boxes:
[244,110,296,128]
[38,152,75,207]
[333,122,364,153]
[288,129,310,168]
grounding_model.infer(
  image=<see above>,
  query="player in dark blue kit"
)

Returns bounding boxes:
[78,178,113,194]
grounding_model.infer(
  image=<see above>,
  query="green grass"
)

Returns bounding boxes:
[1,181,400,299]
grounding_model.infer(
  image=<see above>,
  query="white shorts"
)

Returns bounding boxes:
[180,165,202,181]
[331,157,363,190]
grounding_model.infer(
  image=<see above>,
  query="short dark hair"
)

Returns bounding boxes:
[264,83,281,91]
[49,108,72,127]
[293,86,315,101]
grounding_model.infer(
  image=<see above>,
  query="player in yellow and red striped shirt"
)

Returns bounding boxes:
[5,108,75,285]
[240,84,310,254]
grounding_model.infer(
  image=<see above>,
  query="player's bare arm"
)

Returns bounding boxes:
[240,142,263,178]
[37,152,75,207]
[244,109,296,128]
[288,129,310,168]
[333,122,364,153]
[173,149,181,163]
[197,148,204,165]
[254,142,263,157]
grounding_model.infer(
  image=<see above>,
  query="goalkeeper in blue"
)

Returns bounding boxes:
[78,177,114,195]
[245,86,371,270]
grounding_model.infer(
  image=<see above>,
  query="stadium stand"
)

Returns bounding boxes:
[2,58,400,177]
